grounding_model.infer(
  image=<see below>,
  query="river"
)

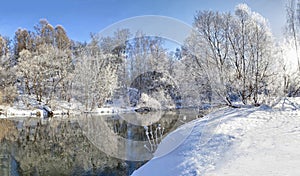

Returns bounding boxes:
[0,109,203,175]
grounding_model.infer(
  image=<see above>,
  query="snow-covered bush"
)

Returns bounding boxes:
[136,93,161,110]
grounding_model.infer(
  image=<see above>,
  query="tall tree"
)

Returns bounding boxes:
[0,35,16,104]
[126,32,167,83]
[14,28,34,61]
[185,4,275,106]
[286,0,300,71]
[55,25,71,51]
[15,19,73,104]
[34,19,55,47]
[73,43,119,110]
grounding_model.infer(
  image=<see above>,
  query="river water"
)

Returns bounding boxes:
[0,109,202,175]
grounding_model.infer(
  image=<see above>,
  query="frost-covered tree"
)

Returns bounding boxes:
[14,19,73,104]
[99,29,130,90]
[14,28,35,63]
[247,12,274,104]
[282,0,300,96]
[0,36,10,57]
[17,45,72,103]
[34,19,55,46]
[233,4,274,104]
[73,37,120,110]
[185,4,275,106]
[126,32,168,83]
[189,10,233,105]
[285,0,300,71]
[173,48,212,107]
[17,49,33,96]
[279,39,300,96]
[55,25,71,51]
[0,35,17,105]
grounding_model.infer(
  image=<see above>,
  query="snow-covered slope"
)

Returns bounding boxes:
[132,98,300,176]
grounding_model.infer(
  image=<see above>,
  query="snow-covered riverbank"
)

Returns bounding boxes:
[132,98,300,176]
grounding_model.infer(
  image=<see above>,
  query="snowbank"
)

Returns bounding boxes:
[0,95,84,118]
[132,98,300,176]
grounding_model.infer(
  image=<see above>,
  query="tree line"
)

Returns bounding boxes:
[0,3,300,110]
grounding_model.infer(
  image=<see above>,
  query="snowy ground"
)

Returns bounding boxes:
[0,95,85,118]
[132,98,300,176]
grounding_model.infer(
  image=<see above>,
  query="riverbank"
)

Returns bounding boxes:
[131,97,300,176]
[0,94,211,119]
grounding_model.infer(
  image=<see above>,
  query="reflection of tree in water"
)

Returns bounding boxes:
[107,111,179,141]
[129,71,182,109]
[0,120,19,176]
[0,119,18,142]
[105,110,198,155]
[0,109,200,175]
[0,118,144,175]
[78,109,200,162]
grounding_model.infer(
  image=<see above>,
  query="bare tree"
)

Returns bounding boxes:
[73,37,120,110]
[286,0,300,71]
[0,35,17,105]
[126,32,167,83]
[185,4,275,106]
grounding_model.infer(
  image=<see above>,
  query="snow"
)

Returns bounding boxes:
[131,98,300,176]
[0,95,84,118]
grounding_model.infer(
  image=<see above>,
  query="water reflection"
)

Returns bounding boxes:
[0,109,199,175]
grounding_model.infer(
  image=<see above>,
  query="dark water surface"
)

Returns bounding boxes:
[0,109,201,176]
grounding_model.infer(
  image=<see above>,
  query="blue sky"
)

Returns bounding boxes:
[0,0,286,42]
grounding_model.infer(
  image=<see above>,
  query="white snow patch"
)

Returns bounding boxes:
[132,98,300,176]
